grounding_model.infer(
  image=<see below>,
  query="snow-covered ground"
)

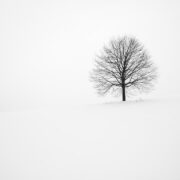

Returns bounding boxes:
[1,0,180,179]
[0,98,180,180]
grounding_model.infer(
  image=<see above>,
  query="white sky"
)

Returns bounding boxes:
[0,0,180,110]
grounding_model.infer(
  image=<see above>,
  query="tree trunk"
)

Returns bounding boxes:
[122,86,126,101]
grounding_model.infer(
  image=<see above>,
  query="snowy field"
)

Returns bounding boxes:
[0,98,180,180]
[1,0,180,179]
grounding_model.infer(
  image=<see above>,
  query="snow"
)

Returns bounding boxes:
[0,99,180,180]
[0,0,180,179]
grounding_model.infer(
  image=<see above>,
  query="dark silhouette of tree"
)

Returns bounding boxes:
[90,36,157,101]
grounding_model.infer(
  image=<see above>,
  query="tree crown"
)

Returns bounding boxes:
[90,36,157,99]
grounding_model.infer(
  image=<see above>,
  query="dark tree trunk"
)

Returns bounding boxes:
[122,86,126,101]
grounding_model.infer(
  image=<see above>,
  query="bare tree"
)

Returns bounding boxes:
[90,36,157,101]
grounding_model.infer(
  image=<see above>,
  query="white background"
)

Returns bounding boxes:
[0,0,180,180]
[0,0,180,110]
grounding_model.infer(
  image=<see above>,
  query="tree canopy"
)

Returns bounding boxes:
[90,36,157,101]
